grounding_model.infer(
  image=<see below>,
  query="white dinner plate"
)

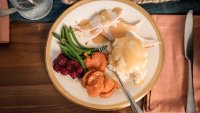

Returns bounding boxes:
[45,0,164,110]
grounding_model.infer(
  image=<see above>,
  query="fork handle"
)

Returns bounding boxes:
[116,73,143,113]
[186,60,196,113]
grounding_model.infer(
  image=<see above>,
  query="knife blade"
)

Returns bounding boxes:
[184,10,195,113]
[184,10,193,61]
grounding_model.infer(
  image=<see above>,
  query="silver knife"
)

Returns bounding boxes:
[184,10,196,113]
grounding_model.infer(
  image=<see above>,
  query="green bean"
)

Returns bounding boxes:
[64,26,84,55]
[64,26,99,54]
[89,45,107,53]
[69,26,93,50]
[61,26,65,39]
[59,44,76,58]
[80,55,85,59]
[60,43,69,51]
[68,27,95,54]
[64,42,87,72]
[62,49,77,61]
[68,26,100,55]
[52,32,61,40]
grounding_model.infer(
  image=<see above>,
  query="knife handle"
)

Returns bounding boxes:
[186,60,196,113]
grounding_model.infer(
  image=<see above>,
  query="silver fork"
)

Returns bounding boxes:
[99,46,143,113]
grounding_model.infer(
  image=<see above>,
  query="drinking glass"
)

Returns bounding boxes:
[9,0,53,20]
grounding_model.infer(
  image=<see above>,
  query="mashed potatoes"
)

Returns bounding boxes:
[108,35,148,85]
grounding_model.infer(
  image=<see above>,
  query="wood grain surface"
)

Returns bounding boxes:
[0,22,142,113]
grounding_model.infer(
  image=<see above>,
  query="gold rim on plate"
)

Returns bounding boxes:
[45,0,164,111]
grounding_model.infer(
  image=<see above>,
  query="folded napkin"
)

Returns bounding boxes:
[0,0,10,43]
[144,15,200,113]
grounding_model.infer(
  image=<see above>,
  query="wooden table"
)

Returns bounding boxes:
[0,22,142,113]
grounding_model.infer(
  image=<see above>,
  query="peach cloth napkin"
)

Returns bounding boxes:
[144,15,200,113]
[0,0,10,43]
